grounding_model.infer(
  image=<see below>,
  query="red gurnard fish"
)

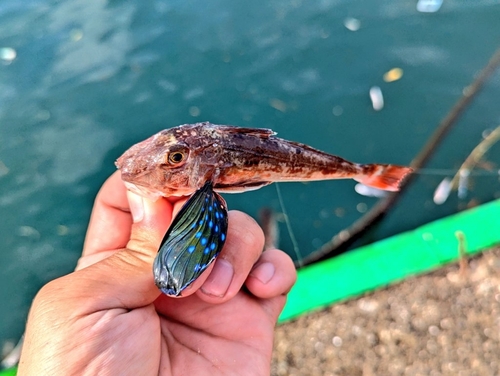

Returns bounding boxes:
[116,122,412,296]
[116,122,412,199]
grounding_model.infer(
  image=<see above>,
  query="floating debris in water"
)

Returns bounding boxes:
[369,86,384,111]
[344,18,361,31]
[1,336,23,369]
[482,128,493,139]
[189,106,200,117]
[0,161,9,177]
[2,340,14,359]
[269,98,287,112]
[433,177,452,205]
[35,109,51,122]
[17,226,40,239]
[332,105,343,116]
[354,183,388,198]
[356,202,368,213]
[416,0,443,13]
[70,28,83,42]
[334,207,345,218]
[56,225,69,236]
[319,209,329,219]
[383,68,404,82]
[0,47,16,64]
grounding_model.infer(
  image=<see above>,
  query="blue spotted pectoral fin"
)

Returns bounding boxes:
[153,181,228,296]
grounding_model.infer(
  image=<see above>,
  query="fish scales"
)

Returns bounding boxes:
[213,135,360,180]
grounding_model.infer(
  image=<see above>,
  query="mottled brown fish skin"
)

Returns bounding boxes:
[116,122,412,197]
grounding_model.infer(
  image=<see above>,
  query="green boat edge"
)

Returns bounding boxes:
[2,199,499,375]
[279,198,500,323]
[0,368,16,376]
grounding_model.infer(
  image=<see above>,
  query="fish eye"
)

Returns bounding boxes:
[167,151,186,164]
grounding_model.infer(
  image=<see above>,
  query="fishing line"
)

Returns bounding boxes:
[412,168,500,176]
[275,183,303,266]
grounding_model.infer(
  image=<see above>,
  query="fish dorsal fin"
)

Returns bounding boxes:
[217,126,276,138]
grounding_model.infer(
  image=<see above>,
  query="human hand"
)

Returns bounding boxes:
[18,171,296,375]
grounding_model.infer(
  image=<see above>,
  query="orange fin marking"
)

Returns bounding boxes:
[354,164,413,192]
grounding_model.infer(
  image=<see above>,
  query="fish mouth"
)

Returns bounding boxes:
[123,181,164,201]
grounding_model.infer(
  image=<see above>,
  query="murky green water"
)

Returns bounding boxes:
[1,0,500,352]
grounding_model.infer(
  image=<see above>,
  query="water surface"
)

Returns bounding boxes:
[1,0,500,350]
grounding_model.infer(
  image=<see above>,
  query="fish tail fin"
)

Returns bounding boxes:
[354,164,413,192]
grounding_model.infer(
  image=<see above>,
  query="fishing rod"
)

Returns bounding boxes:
[299,46,500,267]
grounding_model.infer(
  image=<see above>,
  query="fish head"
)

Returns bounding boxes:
[115,124,215,197]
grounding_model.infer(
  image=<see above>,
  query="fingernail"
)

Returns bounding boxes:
[201,259,234,297]
[127,191,144,223]
[250,262,275,284]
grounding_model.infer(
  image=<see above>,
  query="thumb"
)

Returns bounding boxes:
[53,192,174,313]
[127,191,174,263]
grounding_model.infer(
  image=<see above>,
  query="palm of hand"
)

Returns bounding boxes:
[158,293,275,374]
[84,282,285,375]
[93,290,276,375]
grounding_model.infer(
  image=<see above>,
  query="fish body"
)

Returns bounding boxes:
[116,122,412,198]
[116,122,412,296]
